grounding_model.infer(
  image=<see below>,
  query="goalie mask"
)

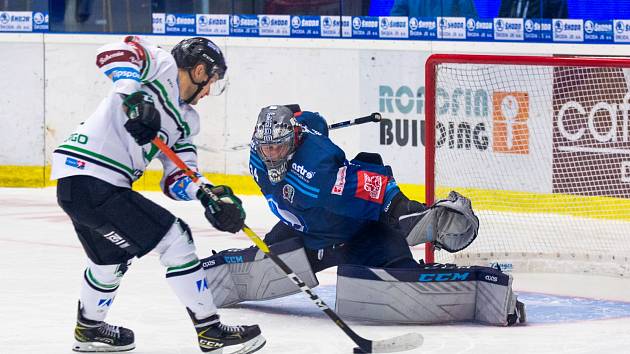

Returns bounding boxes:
[252,105,302,183]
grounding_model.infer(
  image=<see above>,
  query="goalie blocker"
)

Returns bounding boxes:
[200,240,524,326]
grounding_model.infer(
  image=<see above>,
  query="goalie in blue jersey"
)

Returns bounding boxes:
[201,104,524,326]
[246,104,478,270]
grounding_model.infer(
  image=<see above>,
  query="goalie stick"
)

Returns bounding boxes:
[151,136,423,353]
[199,112,383,153]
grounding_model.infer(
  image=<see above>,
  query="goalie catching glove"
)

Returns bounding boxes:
[384,191,479,253]
[197,185,246,233]
[122,91,161,146]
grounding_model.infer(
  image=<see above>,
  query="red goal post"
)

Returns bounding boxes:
[424,54,630,275]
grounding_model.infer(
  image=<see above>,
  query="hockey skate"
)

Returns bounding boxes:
[73,302,135,352]
[188,308,266,354]
[507,299,527,326]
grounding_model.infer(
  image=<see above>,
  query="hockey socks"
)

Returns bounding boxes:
[165,260,218,318]
[79,260,128,322]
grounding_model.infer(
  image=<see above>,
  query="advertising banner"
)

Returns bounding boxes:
[408,17,437,40]
[437,17,466,40]
[320,15,351,37]
[493,18,524,41]
[466,18,493,41]
[358,50,430,184]
[230,15,259,36]
[152,13,165,34]
[196,14,229,36]
[551,67,630,198]
[165,13,196,34]
[4,11,630,47]
[359,52,556,192]
[0,11,33,32]
[290,16,321,38]
[351,16,380,39]
[583,20,613,43]
[523,19,553,42]
[378,16,409,39]
[258,15,290,37]
[32,11,48,32]
[552,19,584,42]
[614,20,630,43]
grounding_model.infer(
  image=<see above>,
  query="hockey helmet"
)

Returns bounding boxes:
[252,105,302,183]
[171,37,228,101]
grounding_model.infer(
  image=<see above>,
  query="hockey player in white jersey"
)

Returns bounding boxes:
[51,36,265,353]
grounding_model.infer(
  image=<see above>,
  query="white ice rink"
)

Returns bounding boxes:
[3,187,630,354]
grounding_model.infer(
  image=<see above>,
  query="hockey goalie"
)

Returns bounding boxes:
[199,104,526,326]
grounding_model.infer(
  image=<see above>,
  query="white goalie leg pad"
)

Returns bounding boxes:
[154,219,217,318]
[335,264,523,326]
[80,258,130,321]
[201,237,318,308]
[406,191,480,252]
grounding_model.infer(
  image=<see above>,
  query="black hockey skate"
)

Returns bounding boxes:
[507,299,527,326]
[188,308,266,354]
[73,302,135,352]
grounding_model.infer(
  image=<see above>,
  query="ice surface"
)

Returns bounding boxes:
[2,188,630,354]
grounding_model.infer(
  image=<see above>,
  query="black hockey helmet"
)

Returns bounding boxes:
[171,37,227,102]
[252,105,303,183]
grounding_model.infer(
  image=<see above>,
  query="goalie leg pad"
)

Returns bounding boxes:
[406,191,480,252]
[201,237,318,308]
[335,264,523,326]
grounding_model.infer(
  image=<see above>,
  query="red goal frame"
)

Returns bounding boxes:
[424,53,630,263]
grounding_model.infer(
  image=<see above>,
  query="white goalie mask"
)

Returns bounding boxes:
[252,105,301,183]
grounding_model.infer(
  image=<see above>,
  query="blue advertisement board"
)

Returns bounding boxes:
[165,14,196,35]
[290,16,321,38]
[1,10,630,46]
[230,14,259,37]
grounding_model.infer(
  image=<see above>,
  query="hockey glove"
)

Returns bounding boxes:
[197,184,246,234]
[403,191,479,252]
[123,91,161,146]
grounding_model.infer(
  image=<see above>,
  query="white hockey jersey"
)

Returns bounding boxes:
[51,36,207,201]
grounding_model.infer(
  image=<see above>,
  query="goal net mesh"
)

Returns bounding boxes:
[428,58,630,276]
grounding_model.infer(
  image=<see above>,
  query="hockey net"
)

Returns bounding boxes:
[425,54,630,276]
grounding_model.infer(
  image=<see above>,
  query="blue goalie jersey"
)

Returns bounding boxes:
[249,111,401,250]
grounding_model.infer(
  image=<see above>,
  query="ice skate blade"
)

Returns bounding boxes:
[72,341,135,352]
[204,334,266,354]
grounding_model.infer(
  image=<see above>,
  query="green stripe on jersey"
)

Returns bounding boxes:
[140,45,151,81]
[173,142,196,152]
[152,80,190,136]
[58,144,134,176]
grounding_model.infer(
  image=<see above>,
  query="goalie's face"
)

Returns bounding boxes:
[252,105,300,183]
[259,141,292,161]
[254,133,295,183]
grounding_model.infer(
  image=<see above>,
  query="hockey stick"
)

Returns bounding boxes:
[327,112,382,130]
[199,112,383,153]
[151,136,423,353]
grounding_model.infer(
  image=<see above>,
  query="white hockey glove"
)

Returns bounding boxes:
[405,191,479,253]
